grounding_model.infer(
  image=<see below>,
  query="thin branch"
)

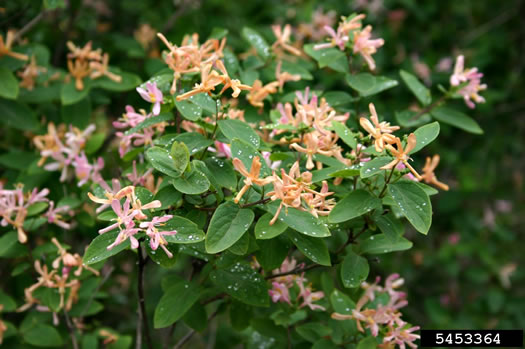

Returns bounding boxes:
[410,95,447,121]
[239,197,271,208]
[63,309,79,349]
[13,10,48,43]
[137,243,154,349]
[378,167,396,198]
[265,263,323,280]
[79,266,114,318]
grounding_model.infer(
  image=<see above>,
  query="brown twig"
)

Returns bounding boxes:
[173,309,219,349]
[63,309,79,349]
[410,95,447,121]
[78,265,114,318]
[378,167,396,198]
[239,197,271,208]
[13,10,48,43]
[265,263,323,280]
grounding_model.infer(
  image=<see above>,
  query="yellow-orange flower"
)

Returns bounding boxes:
[232,156,273,203]
[380,133,422,180]
[0,30,28,61]
[359,103,399,152]
[421,155,449,190]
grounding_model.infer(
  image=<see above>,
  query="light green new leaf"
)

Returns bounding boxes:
[170,141,190,173]
[210,262,269,306]
[288,230,331,266]
[400,70,432,105]
[175,100,202,121]
[340,251,369,288]
[154,280,202,328]
[205,201,254,253]
[254,212,287,239]
[332,121,357,149]
[388,181,432,234]
[431,106,483,134]
[174,132,213,155]
[329,190,382,223]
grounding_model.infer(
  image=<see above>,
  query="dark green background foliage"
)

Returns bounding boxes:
[1,0,524,346]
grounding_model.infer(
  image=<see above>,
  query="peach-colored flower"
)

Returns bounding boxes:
[353,25,384,70]
[246,79,280,108]
[420,155,449,190]
[271,24,302,56]
[359,103,399,152]
[0,30,29,61]
[17,55,47,90]
[232,156,273,203]
[90,53,122,83]
[380,133,422,180]
[275,60,301,90]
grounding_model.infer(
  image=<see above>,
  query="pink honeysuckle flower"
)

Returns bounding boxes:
[268,282,292,305]
[207,141,232,158]
[450,55,487,109]
[107,220,142,250]
[353,25,384,71]
[113,105,149,129]
[435,57,453,72]
[99,198,138,234]
[298,284,326,311]
[382,321,420,349]
[126,160,154,186]
[139,215,177,258]
[26,187,50,205]
[136,82,163,115]
[448,233,460,245]
[44,202,71,230]
[65,124,96,153]
[73,152,92,186]
[395,162,418,181]
[262,151,282,171]
[89,178,121,213]
[314,25,348,51]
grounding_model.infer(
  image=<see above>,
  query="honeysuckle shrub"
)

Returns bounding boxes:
[2,0,521,348]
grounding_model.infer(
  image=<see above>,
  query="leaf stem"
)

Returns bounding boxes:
[136,242,153,349]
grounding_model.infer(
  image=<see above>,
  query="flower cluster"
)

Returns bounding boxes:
[268,258,325,311]
[332,274,420,349]
[33,122,103,185]
[450,55,487,109]
[0,184,66,243]
[88,184,177,257]
[0,30,28,61]
[18,238,98,313]
[66,41,121,90]
[314,14,384,70]
[114,84,169,157]
[17,55,47,90]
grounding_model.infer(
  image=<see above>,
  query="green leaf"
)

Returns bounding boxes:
[171,168,210,194]
[0,290,16,311]
[330,289,356,314]
[210,261,269,306]
[0,67,19,99]
[175,100,202,121]
[332,121,357,149]
[61,97,91,129]
[145,146,181,177]
[186,93,218,114]
[265,201,330,237]
[85,132,106,155]
[288,230,331,266]
[388,181,432,234]
[231,138,271,176]
[154,280,202,328]
[209,27,229,40]
[357,336,378,349]
[359,234,413,254]
[43,0,66,9]
[0,99,39,131]
[163,216,205,244]
[431,106,483,134]
[0,231,27,258]
[93,71,141,91]
[296,323,333,343]
[400,70,431,105]
[360,157,393,178]
[395,110,432,128]
[23,323,63,347]
[323,91,355,107]
[241,27,271,60]
[346,73,398,97]
[125,113,173,135]
[61,80,91,105]
[303,44,348,73]
[254,212,287,239]
[204,157,237,190]
[375,213,404,241]
[275,60,313,80]
[83,231,131,265]
[170,141,190,173]
[218,119,260,148]
[340,251,369,288]
[411,121,440,154]
[0,150,38,170]
[329,190,381,223]
[173,132,213,155]
[154,185,182,210]
[255,236,290,270]
[182,303,207,331]
[27,202,49,216]
[205,201,254,253]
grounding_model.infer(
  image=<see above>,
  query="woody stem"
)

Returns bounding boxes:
[379,167,396,198]
[136,241,153,349]
[410,95,447,121]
